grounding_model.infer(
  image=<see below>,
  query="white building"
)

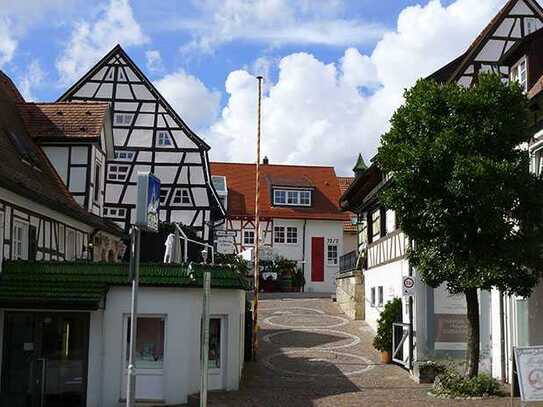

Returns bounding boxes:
[211,160,348,293]
[0,262,248,407]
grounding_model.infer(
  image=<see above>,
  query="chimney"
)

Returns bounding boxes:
[262,156,269,165]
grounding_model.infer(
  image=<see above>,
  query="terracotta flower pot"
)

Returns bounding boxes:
[380,351,392,364]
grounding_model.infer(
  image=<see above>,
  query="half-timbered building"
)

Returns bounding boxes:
[0,70,123,265]
[57,45,225,241]
[211,160,348,293]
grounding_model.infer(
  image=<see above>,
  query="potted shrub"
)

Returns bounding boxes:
[372,298,402,364]
[416,360,446,384]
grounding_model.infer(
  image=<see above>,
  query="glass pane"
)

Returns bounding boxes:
[208,319,221,369]
[126,317,165,369]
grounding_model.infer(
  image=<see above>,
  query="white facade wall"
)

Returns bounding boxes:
[364,259,407,331]
[98,287,245,406]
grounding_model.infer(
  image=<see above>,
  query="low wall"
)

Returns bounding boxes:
[336,271,364,320]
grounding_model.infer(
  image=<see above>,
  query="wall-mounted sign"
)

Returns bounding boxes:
[515,346,543,402]
[216,236,235,255]
[402,276,416,297]
[433,284,468,351]
[215,230,236,238]
[135,172,160,232]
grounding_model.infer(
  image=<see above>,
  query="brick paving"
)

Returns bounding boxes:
[203,296,530,407]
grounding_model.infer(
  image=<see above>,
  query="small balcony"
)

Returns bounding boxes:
[339,250,359,275]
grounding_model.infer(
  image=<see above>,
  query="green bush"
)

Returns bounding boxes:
[432,367,500,398]
[372,298,402,352]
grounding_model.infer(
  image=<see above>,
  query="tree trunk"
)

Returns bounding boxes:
[465,287,480,378]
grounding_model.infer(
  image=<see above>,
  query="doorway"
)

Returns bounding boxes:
[311,237,324,282]
[1,312,89,407]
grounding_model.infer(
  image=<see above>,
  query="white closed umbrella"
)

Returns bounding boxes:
[163,233,175,263]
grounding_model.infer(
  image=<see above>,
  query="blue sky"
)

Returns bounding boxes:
[0,0,505,174]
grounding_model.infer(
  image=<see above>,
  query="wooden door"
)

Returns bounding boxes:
[311,237,324,282]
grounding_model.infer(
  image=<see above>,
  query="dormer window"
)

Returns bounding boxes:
[273,188,312,207]
[511,57,528,92]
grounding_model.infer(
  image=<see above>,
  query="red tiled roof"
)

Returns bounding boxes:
[337,177,356,233]
[17,102,110,140]
[211,162,349,221]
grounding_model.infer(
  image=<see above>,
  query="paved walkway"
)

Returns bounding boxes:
[204,296,524,406]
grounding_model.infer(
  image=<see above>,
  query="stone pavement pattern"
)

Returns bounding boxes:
[202,296,528,407]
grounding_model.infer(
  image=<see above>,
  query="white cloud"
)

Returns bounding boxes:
[56,0,148,84]
[174,0,385,53]
[154,70,221,131]
[18,60,45,101]
[0,17,16,67]
[206,0,507,174]
[145,49,164,73]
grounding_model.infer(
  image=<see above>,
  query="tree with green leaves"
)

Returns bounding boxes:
[376,74,543,378]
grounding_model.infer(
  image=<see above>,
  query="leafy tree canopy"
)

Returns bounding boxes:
[376,74,543,297]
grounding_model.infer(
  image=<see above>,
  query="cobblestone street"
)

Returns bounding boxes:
[202,295,528,407]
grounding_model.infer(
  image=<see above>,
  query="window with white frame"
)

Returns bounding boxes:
[58,224,65,255]
[274,226,285,243]
[208,318,222,369]
[243,230,255,246]
[104,207,126,218]
[12,220,28,260]
[172,188,191,205]
[386,209,396,234]
[157,131,172,146]
[126,316,166,369]
[114,113,133,126]
[371,209,381,242]
[273,189,312,206]
[286,227,298,244]
[107,164,130,181]
[511,57,528,92]
[75,232,83,259]
[370,287,376,306]
[378,286,384,307]
[114,151,135,161]
[327,244,338,265]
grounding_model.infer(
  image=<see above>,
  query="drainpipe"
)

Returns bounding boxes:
[499,290,506,383]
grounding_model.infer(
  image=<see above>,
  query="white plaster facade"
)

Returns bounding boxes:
[0,286,246,407]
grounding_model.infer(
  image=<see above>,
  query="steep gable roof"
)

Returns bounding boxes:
[210,162,348,221]
[429,0,543,85]
[0,70,24,103]
[17,102,110,141]
[57,44,210,150]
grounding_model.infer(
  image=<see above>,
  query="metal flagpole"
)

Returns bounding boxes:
[126,225,141,407]
[252,75,263,361]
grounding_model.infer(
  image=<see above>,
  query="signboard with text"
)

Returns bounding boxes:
[433,284,468,351]
[136,172,160,232]
[515,346,543,402]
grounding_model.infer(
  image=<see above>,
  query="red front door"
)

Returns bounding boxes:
[311,237,324,282]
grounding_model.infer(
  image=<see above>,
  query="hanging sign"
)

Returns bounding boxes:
[136,172,160,232]
[402,275,416,297]
[515,346,543,402]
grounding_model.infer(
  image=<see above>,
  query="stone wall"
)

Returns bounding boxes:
[336,271,364,320]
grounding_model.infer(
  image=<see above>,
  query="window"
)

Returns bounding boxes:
[511,57,528,92]
[94,163,101,203]
[243,230,255,246]
[75,232,83,259]
[12,221,28,260]
[273,190,286,205]
[386,209,396,234]
[160,188,169,204]
[378,286,384,307]
[371,287,376,306]
[126,316,165,369]
[200,318,223,369]
[104,208,126,218]
[172,188,191,205]
[66,229,76,260]
[371,209,381,242]
[286,227,298,244]
[114,151,135,161]
[273,189,311,206]
[114,113,133,126]
[208,318,222,369]
[327,244,338,265]
[58,224,65,254]
[157,131,172,146]
[108,165,130,181]
[274,226,285,243]
[300,190,311,205]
